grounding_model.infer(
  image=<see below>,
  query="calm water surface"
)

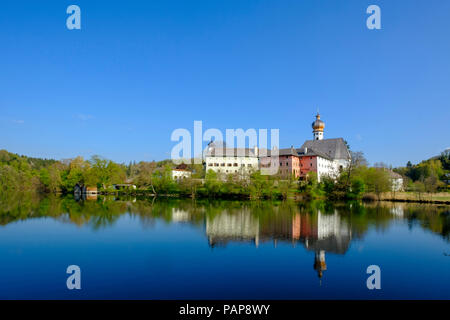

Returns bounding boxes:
[0,194,449,299]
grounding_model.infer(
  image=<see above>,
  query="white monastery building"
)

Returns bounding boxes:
[203,113,351,181]
[204,142,259,176]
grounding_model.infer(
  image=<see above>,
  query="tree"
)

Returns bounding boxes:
[249,171,267,199]
[39,168,50,190]
[354,167,391,200]
[64,163,85,191]
[279,179,294,200]
[204,169,221,198]
[423,173,444,198]
[440,150,450,170]
[189,161,205,179]
[178,176,201,198]
[48,164,62,193]
[374,162,389,169]
[340,151,368,195]
[349,178,365,199]
[351,151,369,167]
[135,161,157,193]
[86,155,125,189]
[413,180,426,200]
[88,155,109,188]
[344,140,350,151]
[0,165,21,192]
[370,169,391,200]
[153,164,177,194]
[298,171,322,199]
[106,161,126,185]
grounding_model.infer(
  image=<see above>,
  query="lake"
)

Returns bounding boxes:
[0,194,449,299]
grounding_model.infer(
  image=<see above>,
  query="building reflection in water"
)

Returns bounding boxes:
[206,209,260,247]
[390,205,404,218]
[205,208,352,281]
[304,211,351,281]
[172,208,191,223]
[2,194,447,284]
[74,193,98,202]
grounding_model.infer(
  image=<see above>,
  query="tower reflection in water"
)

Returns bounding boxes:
[204,208,352,281]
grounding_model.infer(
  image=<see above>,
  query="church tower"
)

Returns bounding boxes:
[314,250,327,282]
[312,112,325,140]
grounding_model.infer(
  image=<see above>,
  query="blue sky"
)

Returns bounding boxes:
[1,0,449,167]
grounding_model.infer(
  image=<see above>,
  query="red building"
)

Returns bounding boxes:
[260,113,351,181]
[260,146,302,178]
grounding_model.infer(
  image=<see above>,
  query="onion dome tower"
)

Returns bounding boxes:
[312,112,325,140]
[314,250,327,283]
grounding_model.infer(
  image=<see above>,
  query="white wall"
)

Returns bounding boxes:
[391,178,404,192]
[316,157,341,182]
[172,170,191,180]
[205,156,259,175]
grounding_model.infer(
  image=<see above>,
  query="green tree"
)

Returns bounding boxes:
[349,178,365,199]
[47,164,62,193]
[204,169,221,198]
[365,168,391,200]
[413,180,426,200]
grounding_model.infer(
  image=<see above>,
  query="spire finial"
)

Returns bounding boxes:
[312,111,324,140]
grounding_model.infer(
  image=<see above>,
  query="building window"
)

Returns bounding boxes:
[227,163,232,167]
[233,163,238,167]
[221,163,225,166]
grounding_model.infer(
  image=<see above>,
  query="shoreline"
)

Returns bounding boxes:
[368,192,450,205]
[11,190,448,205]
[84,190,450,205]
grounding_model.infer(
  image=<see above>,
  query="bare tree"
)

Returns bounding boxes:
[374,162,389,169]
[136,161,157,194]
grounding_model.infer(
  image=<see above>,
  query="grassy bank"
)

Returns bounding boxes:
[365,192,450,204]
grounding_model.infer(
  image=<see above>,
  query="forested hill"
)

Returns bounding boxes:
[393,149,450,191]
[0,149,184,194]
[0,149,57,170]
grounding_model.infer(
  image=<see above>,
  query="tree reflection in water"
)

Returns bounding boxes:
[0,193,449,279]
